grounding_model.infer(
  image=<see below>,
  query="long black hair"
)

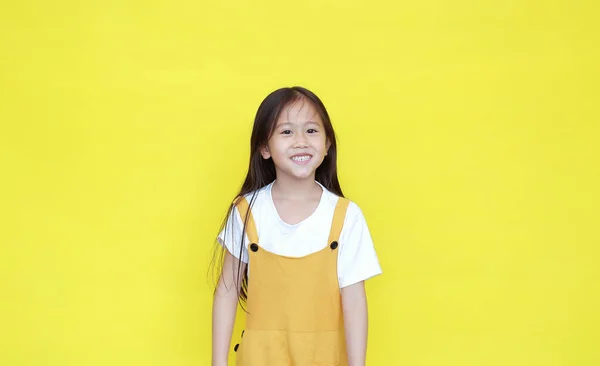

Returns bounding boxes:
[210,86,344,308]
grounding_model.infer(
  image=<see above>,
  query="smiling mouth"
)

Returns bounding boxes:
[291,155,312,164]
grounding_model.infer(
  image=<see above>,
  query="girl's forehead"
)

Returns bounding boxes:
[277,99,322,124]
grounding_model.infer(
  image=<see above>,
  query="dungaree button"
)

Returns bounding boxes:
[330,241,338,250]
[234,344,239,352]
[250,243,259,252]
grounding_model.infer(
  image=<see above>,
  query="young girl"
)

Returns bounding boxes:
[211,86,382,366]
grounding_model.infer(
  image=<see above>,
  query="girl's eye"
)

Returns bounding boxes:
[281,130,292,135]
[307,129,318,133]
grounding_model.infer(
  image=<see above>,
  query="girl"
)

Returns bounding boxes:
[211,86,382,366]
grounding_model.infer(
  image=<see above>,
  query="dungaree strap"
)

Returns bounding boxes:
[327,197,351,245]
[235,197,259,245]
[236,196,350,247]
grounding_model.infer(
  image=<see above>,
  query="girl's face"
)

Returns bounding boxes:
[260,99,331,182]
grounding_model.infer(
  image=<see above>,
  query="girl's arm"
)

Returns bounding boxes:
[341,281,368,366]
[212,251,246,366]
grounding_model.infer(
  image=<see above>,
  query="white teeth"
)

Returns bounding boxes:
[291,155,311,162]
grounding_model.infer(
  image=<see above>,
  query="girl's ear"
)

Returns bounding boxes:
[325,139,331,156]
[260,145,271,159]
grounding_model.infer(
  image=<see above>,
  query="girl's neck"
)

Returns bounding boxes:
[271,175,322,201]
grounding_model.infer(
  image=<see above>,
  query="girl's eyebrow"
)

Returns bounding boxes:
[278,121,321,127]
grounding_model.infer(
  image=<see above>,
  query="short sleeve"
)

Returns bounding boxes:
[217,205,249,263]
[337,202,382,288]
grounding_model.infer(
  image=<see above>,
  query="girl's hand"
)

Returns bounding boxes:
[341,281,368,366]
[212,251,246,366]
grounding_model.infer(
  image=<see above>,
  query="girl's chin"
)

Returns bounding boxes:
[276,169,317,181]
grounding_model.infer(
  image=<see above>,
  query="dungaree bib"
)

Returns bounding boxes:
[233,196,351,366]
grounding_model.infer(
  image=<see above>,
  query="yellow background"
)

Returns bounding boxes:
[1,0,599,365]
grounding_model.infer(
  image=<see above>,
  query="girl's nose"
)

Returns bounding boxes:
[293,134,309,147]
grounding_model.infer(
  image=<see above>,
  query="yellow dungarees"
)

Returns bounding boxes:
[233,196,351,366]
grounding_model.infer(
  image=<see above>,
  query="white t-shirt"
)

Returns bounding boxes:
[218,180,382,288]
